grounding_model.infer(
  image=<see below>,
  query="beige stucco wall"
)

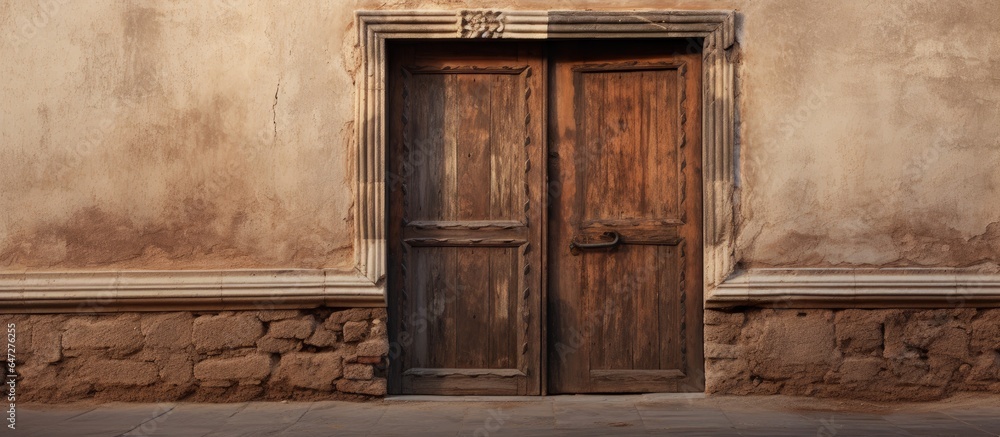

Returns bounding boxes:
[737,0,1000,269]
[1,0,998,272]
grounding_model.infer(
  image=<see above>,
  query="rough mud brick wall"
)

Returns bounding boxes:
[6,308,388,402]
[705,309,1000,401]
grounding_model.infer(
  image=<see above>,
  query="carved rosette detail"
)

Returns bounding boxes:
[459,10,505,38]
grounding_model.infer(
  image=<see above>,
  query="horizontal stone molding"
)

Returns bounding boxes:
[0,270,385,313]
[708,268,1000,308]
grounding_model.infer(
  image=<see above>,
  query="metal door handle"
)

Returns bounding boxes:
[569,231,621,255]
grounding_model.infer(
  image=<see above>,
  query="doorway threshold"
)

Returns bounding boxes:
[385,393,706,402]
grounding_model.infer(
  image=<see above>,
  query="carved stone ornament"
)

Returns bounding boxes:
[459,10,505,38]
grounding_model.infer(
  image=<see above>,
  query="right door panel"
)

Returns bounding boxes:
[547,41,704,393]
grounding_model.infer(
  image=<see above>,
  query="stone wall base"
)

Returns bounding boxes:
[9,307,999,402]
[5,308,389,403]
[706,308,1000,400]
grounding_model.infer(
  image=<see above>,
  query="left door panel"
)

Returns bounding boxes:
[387,42,545,395]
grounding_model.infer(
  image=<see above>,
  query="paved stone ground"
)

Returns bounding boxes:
[6,394,1000,436]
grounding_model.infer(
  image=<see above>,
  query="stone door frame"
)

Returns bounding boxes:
[355,9,740,306]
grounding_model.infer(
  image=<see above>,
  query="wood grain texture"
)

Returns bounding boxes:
[547,41,704,394]
[390,39,703,395]
[388,41,543,395]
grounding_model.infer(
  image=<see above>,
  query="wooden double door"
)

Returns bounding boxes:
[386,41,703,395]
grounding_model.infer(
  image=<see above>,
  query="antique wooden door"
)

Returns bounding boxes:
[387,40,702,395]
[386,42,545,395]
[547,41,704,393]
